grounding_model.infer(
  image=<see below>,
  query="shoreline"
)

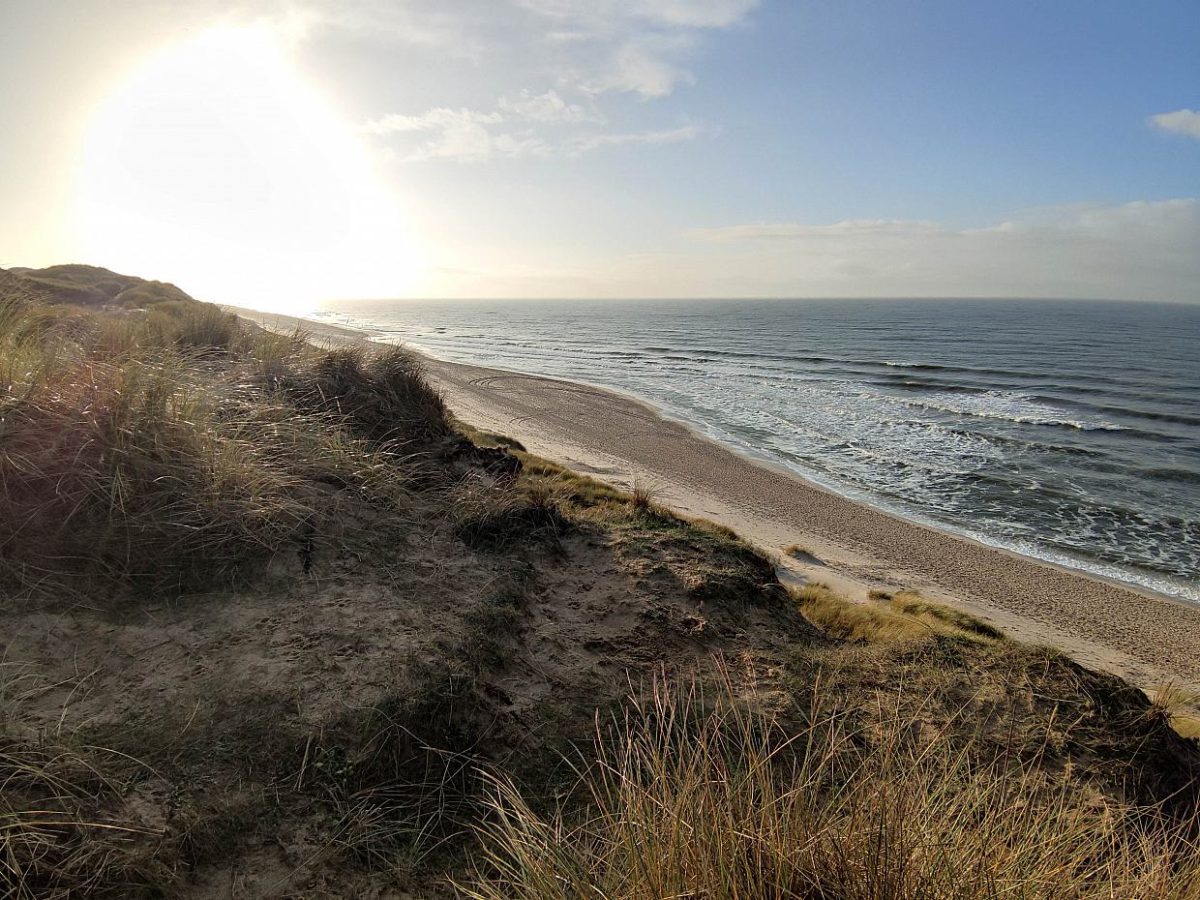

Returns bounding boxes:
[229,305,1200,692]
[292,312,1198,607]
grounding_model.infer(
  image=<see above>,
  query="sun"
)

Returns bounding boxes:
[71,25,423,313]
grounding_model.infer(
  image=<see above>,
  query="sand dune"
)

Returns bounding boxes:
[232,306,1200,692]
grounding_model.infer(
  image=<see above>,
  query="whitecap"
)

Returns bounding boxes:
[895,390,1126,431]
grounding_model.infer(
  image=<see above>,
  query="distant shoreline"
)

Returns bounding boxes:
[227,304,1200,692]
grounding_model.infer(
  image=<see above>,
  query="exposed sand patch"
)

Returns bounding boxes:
[3,462,810,894]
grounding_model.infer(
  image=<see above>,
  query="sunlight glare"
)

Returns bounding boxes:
[72,25,422,313]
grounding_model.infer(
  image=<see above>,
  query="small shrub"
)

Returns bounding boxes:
[294,345,451,445]
[630,477,658,512]
[168,302,239,350]
[454,488,570,552]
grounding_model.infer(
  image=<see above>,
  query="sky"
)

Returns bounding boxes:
[0,0,1197,310]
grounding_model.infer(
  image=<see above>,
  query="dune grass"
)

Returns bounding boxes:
[0,293,446,596]
[0,660,163,899]
[1148,683,1200,740]
[794,583,1004,644]
[290,343,451,445]
[6,282,1200,897]
[462,671,1200,899]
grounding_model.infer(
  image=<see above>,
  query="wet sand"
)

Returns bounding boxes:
[231,306,1200,692]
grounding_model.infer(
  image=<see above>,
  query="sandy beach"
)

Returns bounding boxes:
[233,306,1200,692]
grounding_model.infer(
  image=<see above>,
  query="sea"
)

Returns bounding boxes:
[311,298,1200,603]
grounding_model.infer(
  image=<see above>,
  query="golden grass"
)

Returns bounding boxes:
[783,542,816,558]
[7,279,1200,897]
[629,476,659,513]
[461,671,1200,899]
[0,663,163,899]
[0,293,443,596]
[794,583,1004,644]
[1148,682,1200,740]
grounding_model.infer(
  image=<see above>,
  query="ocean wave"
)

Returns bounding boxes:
[1142,466,1200,485]
[897,390,1127,431]
[879,378,984,394]
[881,359,1180,394]
[1029,396,1200,429]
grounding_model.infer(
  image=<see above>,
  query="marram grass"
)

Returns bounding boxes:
[0,293,444,596]
[461,671,1200,899]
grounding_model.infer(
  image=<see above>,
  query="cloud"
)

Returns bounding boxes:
[569,123,700,152]
[293,0,754,92]
[683,199,1199,302]
[584,37,696,98]
[307,0,755,100]
[1148,109,1200,140]
[363,107,528,162]
[693,219,945,242]
[364,95,700,162]
[515,0,758,30]
[336,1,746,159]
[497,89,602,123]
[363,107,503,135]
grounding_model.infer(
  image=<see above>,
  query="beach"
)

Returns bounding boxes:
[233,306,1200,692]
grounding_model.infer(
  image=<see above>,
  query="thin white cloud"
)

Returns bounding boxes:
[584,37,696,98]
[683,200,1199,302]
[1148,108,1200,140]
[515,0,758,30]
[498,89,602,123]
[337,1,744,159]
[362,108,514,162]
[510,1,755,96]
[364,95,700,162]
[632,0,759,28]
[693,219,946,241]
[569,123,701,152]
[301,0,754,98]
[363,107,503,135]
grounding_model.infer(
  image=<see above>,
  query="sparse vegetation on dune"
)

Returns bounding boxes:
[465,671,1200,899]
[795,583,1005,643]
[0,282,448,596]
[2,266,1199,897]
[7,263,193,309]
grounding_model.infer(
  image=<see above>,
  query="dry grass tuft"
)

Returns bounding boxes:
[1147,682,1200,739]
[783,542,817,559]
[629,476,659,513]
[291,344,450,446]
[889,590,1005,639]
[0,736,162,899]
[461,671,1200,899]
[0,294,440,596]
[794,583,1003,644]
[0,665,163,899]
[453,481,571,552]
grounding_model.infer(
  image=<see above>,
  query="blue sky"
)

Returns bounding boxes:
[1,0,1196,307]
